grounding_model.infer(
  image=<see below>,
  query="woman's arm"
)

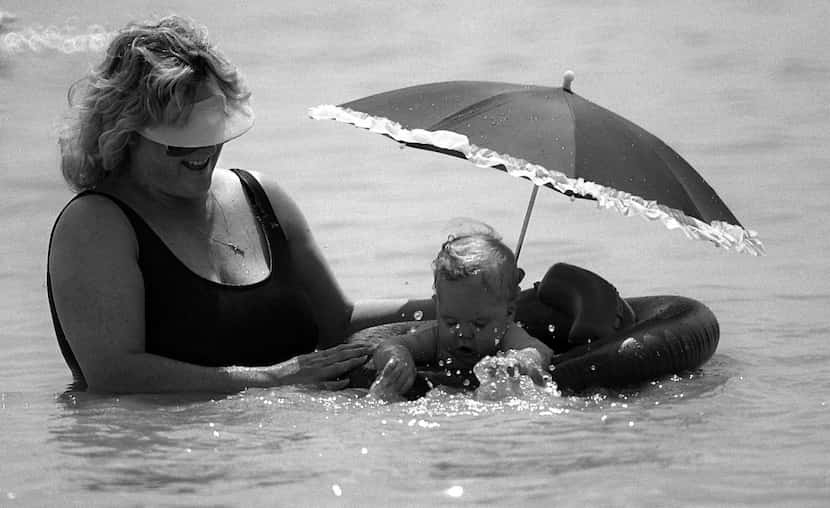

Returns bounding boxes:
[251,171,433,346]
[349,299,435,335]
[48,195,371,393]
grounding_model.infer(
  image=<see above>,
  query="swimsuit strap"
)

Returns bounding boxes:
[228,168,292,279]
[229,169,278,229]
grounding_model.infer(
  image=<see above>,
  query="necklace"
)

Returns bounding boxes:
[205,192,246,257]
[210,237,245,256]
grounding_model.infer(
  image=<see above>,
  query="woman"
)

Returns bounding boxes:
[47,15,431,393]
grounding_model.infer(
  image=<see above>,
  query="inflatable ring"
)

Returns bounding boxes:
[545,294,719,393]
[347,264,719,397]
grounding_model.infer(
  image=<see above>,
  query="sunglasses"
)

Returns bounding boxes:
[164,144,218,157]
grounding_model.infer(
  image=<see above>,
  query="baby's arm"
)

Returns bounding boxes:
[370,326,436,398]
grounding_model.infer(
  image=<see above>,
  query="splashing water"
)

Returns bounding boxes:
[472,352,558,401]
[1,20,115,54]
[473,354,523,400]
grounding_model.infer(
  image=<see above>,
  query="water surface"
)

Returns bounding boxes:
[1,1,829,506]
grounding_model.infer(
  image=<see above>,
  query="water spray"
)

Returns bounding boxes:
[0,13,115,55]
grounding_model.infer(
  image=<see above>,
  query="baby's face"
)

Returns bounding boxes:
[434,274,512,370]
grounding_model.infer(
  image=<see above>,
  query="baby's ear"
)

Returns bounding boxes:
[515,267,526,285]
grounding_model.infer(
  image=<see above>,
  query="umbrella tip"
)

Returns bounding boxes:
[562,70,575,92]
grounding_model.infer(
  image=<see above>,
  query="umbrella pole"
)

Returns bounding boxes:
[514,185,539,262]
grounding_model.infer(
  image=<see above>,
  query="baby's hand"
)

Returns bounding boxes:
[509,348,548,386]
[473,354,523,400]
[475,355,521,382]
[369,356,415,402]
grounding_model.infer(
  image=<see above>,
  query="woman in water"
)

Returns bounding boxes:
[47,15,430,393]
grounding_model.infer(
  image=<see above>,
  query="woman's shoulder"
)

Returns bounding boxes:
[229,168,311,240]
[235,169,295,207]
[50,192,137,258]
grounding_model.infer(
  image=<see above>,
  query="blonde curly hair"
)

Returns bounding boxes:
[58,15,251,190]
[432,222,524,302]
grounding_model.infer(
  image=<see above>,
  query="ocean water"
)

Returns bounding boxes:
[1,1,829,506]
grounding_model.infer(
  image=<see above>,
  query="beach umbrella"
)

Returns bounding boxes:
[309,72,764,257]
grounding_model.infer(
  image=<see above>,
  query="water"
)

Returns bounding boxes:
[2,0,829,506]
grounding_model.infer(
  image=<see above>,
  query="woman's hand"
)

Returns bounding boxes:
[271,342,375,389]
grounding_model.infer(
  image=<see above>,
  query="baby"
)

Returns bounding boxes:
[370,226,553,399]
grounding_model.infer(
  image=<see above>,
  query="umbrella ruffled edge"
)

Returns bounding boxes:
[309,104,766,256]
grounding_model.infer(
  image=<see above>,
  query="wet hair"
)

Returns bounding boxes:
[432,223,523,302]
[58,15,251,190]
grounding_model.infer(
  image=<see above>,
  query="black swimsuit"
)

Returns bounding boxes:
[47,168,319,389]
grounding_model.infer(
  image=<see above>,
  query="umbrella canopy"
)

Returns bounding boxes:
[309,75,764,255]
